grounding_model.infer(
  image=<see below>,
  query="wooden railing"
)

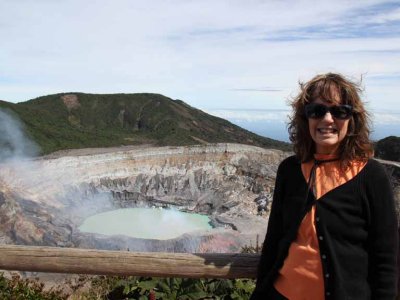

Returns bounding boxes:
[0,245,259,279]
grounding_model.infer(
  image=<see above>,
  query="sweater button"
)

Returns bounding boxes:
[322,254,327,260]
[319,235,324,240]
[316,216,320,222]
[325,273,330,278]
[326,291,331,296]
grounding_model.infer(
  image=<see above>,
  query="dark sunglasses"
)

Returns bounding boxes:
[304,103,353,120]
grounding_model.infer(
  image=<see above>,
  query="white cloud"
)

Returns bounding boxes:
[364,7,400,23]
[372,112,400,125]
[206,109,290,123]
[0,0,399,112]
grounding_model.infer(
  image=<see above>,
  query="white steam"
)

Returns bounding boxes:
[0,108,113,211]
[0,108,40,162]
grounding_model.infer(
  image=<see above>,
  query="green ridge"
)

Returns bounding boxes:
[0,93,291,155]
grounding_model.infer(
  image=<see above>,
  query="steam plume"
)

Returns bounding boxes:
[0,108,40,162]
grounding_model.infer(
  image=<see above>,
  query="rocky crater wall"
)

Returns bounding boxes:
[0,144,287,253]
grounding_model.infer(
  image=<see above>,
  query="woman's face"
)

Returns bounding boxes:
[308,89,350,155]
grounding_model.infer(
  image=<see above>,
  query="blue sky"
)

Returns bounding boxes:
[0,0,399,132]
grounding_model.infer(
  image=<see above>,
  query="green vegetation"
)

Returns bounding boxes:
[0,93,291,155]
[0,273,68,300]
[375,136,400,162]
[0,273,256,300]
[92,276,255,300]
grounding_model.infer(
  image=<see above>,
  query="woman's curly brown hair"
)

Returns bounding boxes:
[288,73,374,165]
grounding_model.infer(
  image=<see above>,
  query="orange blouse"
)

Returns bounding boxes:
[274,154,366,299]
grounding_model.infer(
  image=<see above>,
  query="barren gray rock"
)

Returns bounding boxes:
[0,143,287,253]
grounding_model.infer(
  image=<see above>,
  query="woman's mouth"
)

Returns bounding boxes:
[317,128,338,134]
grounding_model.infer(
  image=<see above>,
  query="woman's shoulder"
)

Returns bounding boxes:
[278,155,301,172]
[359,158,392,186]
[364,158,388,174]
[280,154,300,165]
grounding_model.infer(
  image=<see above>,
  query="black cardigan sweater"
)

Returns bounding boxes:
[251,156,398,300]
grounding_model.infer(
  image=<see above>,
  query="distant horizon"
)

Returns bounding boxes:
[207,108,400,143]
[231,120,399,143]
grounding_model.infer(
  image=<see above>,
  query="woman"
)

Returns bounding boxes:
[251,73,398,299]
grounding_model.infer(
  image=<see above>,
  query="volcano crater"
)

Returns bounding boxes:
[0,144,286,253]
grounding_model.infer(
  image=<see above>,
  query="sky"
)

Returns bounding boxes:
[0,0,399,139]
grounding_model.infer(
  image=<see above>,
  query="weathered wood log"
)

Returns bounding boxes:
[0,245,259,279]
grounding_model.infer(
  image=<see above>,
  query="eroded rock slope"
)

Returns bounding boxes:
[0,144,287,253]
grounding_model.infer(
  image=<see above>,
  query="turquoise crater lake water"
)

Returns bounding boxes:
[79,208,213,240]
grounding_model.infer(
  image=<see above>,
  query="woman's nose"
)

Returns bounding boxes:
[322,111,334,122]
